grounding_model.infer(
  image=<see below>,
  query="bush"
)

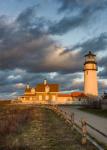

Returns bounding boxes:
[83,95,101,109]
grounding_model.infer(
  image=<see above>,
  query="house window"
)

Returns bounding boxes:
[45,85,50,93]
[39,95,42,100]
[46,95,49,100]
[31,88,35,94]
[30,97,32,100]
[52,95,56,101]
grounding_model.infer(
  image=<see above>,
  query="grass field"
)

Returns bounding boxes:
[0,104,97,150]
[79,108,107,118]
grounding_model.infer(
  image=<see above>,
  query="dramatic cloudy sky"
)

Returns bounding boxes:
[0,0,107,99]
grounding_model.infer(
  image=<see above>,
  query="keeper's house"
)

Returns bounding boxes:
[18,79,86,104]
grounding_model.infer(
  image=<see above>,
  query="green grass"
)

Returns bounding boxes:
[79,108,107,118]
[0,104,98,150]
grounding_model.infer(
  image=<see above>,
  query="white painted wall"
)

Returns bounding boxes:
[84,69,98,96]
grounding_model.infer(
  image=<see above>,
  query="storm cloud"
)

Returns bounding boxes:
[49,0,107,35]
[0,6,84,98]
[0,5,84,74]
[72,32,107,53]
[0,1,107,98]
[56,0,107,13]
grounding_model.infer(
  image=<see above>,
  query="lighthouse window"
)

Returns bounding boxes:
[87,71,88,75]
[93,64,94,69]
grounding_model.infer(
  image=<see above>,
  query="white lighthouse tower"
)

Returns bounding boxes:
[84,51,98,96]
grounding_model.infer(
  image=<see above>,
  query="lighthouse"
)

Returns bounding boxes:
[84,51,98,96]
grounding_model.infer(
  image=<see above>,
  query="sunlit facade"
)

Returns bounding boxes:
[84,51,98,96]
[19,79,86,104]
[20,80,58,104]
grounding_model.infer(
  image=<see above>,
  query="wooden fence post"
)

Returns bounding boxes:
[71,113,74,127]
[81,119,87,145]
[64,111,67,116]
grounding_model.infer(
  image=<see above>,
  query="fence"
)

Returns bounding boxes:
[46,104,106,150]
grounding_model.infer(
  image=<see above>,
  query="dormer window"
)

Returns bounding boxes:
[26,84,30,89]
[31,88,35,94]
[44,79,47,85]
[45,85,50,93]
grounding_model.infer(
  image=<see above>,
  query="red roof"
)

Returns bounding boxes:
[58,92,86,97]
[71,92,86,97]
[58,93,71,97]
[36,83,59,92]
